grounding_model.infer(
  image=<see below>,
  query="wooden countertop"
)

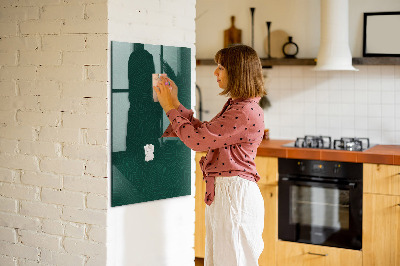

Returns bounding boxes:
[256,139,400,165]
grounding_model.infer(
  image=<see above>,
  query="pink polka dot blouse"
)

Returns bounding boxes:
[162,97,265,205]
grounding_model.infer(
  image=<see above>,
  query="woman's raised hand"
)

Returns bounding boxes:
[165,77,180,108]
[153,76,175,114]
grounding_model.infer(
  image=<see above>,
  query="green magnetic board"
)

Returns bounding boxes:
[111,41,191,207]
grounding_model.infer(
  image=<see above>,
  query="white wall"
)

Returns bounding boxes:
[197,64,400,145]
[265,65,400,144]
[196,0,400,58]
[0,0,108,265]
[196,0,400,145]
[196,0,319,59]
[107,1,197,266]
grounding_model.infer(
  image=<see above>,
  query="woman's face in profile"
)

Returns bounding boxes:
[214,64,228,90]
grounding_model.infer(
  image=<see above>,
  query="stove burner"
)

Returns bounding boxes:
[295,135,332,149]
[286,136,372,151]
[333,137,370,151]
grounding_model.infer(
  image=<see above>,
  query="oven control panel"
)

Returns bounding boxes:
[280,158,362,180]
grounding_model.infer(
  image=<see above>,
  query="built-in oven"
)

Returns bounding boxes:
[278,158,363,250]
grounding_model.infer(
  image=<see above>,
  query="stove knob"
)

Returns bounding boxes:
[298,161,305,171]
[334,164,341,174]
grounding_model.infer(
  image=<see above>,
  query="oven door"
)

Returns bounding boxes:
[278,176,362,250]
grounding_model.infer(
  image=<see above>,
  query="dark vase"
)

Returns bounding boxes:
[282,36,299,58]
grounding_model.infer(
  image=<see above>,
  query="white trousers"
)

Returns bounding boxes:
[205,176,265,266]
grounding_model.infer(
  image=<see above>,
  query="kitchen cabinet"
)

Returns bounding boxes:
[259,184,278,266]
[363,164,400,266]
[276,241,362,266]
[194,154,279,265]
[363,193,400,266]
[195,151,207,258]
[363,163,400,196]
[255,156,278,186]
[256,156,278,266]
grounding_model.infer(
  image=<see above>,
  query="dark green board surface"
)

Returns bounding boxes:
[111,41,191,207]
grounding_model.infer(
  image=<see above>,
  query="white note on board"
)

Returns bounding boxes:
[144,144,154,162]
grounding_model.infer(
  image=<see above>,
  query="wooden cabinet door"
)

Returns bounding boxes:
[364,164,400,196]
[276,241,362,266]
[259,185,278,266]
[195,152,207,258]
[363,193,400,266]
[255,156,278,186]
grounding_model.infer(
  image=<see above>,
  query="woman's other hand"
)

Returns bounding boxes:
[153,76,175,114]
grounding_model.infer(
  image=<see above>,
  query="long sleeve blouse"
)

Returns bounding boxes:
[161,97,265,205]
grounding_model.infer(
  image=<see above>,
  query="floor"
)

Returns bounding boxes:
[195,257,204,266]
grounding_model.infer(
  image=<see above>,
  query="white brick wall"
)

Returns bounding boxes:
[40,249,85,266]
[0,226,17,243]
[1,0,198,264]
[42,219,64,236]
[64,222,85,239]
[0,0,108,265]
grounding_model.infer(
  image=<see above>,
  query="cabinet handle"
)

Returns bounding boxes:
[397,204,400,207]
[307,252,328,256]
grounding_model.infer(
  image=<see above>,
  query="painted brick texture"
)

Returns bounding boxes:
[0,0,108,265]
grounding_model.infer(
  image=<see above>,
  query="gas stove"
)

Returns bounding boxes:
[283,135,373,151]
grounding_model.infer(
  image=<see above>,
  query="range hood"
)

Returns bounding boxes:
[314,0,358,71]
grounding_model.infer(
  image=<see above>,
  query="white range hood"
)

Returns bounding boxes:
[314,0,358,71]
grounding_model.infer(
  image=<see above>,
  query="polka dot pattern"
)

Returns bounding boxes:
[161,97,265,205]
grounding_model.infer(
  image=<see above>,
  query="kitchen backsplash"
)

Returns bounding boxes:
[196,65,400,145]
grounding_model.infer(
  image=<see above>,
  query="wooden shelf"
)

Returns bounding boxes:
[352,57,400,65]
[196,57,400,67]
[260,58,316,67]
[195,58,315,68]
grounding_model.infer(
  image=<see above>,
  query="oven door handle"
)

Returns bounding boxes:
[280,177,357,189]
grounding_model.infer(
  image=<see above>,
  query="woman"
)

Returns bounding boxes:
[154,44,266,266]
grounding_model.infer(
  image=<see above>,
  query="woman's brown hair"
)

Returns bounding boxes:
[214,44,266,99]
